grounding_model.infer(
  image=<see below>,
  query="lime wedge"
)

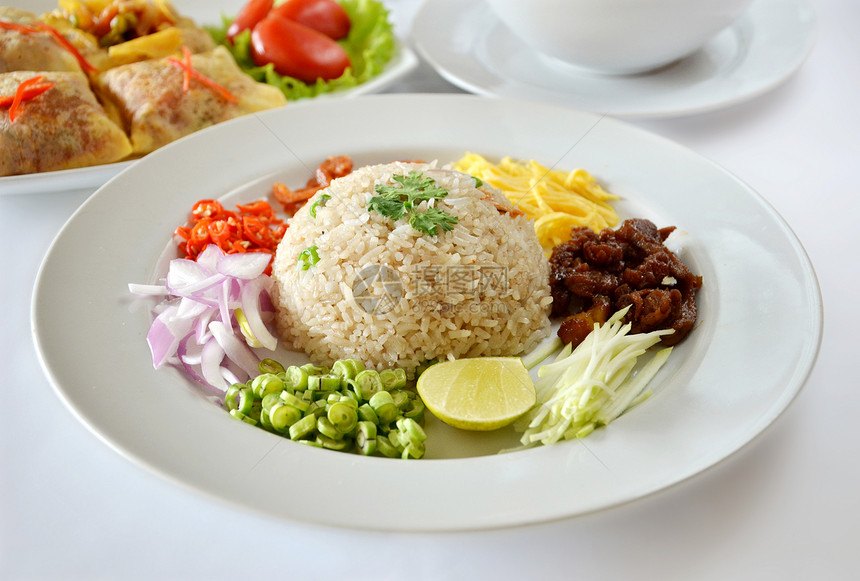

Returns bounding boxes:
[416,357,536,431]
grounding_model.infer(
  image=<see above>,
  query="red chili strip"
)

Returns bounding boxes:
[1,20,97,73]
[7,76,52,123]
[166,47,239,103]
[0,81,54,108]
[32,23,98,73]
[180,45,192,92]
[0,20,39,33]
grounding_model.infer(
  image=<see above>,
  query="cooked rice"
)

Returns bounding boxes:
[271,161,552,375]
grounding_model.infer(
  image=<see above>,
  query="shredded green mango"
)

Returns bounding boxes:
[516,306,674,447]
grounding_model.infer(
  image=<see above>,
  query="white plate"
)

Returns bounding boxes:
[32,94,821,531]
[0,0,418,196]
[412,0,816,118]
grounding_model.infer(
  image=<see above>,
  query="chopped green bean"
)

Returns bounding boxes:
[258,358,286,375]
[309,194,330,218]
[356,421,377,456]
[401,441,425,459]
[304,400,326,418]
[284,366,309,391]
[398,417,427,444]
[375,435,400,458]
[379,368,407,390]
[251,373,284,398]
[358,403,379,424]
[280,390,310,412]
[369,391,398,425]
[229,409,258,425]
[232,386,255,415]
[317,417,343,440]
[289,414,316,440]
[261,392,282,413]
[269,402,303,432]
[316,434,351,451]
[331,358,365,381]
[327,401,359,434]
[404,401,425,423]
[259,408,273,431]
[391,389,409,409]
[301,363,329,376]
[308,374,342,391]
[226,356,429,459]
[353,369,383,401]
[224,384,243,412]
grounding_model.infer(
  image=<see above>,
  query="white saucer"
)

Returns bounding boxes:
[412,0,816,118]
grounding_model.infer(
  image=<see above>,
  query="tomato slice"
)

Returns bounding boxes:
[271,0,351,40]
[227,0,274,42]
[250,15,350,83]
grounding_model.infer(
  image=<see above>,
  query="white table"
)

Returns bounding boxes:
[2,1,857,579]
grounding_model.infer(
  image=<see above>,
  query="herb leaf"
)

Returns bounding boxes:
[367,171,459,237]
[367,194,408,220]
[410,207,459,237]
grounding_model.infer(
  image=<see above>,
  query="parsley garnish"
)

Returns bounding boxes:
[410,207,458,236]
[367,171,459,236]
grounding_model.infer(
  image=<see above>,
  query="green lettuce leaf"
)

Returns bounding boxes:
[207,0,395,101]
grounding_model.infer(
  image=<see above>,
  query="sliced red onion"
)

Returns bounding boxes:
[240,277,278,351]
[194,307,216,343]
[147,316,178,369]
[200,338,228,391]
[165,258,212,289]
[218,278,234,334]
[220,365,244,387]
[147,304,194,369]
[130,244,280,393]
[196,244,226,270]
[216,251,271,279]
[128,283,169,295]
[169,271,224,297]
[177,296,210,319]
[209,321,260,378]
[177,333,207,386]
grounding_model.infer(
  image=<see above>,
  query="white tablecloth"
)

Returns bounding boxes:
[2,0,857,579]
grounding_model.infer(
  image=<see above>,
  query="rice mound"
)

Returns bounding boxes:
[271,161,552,374]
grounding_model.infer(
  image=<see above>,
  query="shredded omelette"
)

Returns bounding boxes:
[453,153,619,256]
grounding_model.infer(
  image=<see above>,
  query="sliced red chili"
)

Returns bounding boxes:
[207,220,233,247]
[0,81,54,108]
[7,76,46,123]
[166,46,239,103]
[32,23,98,73]
[242,215,274,248]
[235,200,274,218]
[176,199,285,264]
[0,20,38,33]
[191,199,227,221]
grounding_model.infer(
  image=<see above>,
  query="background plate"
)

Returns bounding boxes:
[412,0,816,118]
[1,0,417,195]
[32,94,821,531]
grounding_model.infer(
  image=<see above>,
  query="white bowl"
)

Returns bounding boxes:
[484,0,754,74]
